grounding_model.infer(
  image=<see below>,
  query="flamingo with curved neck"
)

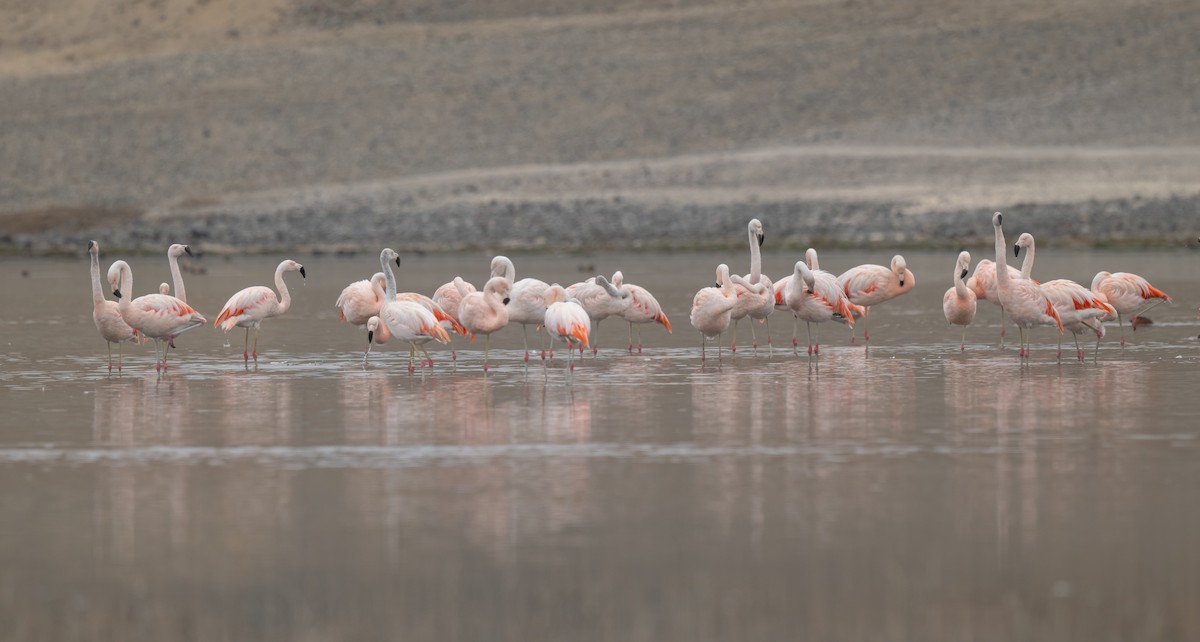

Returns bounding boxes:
[729,219,774,355]
[167,244,193,303]
[214,259,306,365]
[992,212,1062,359]
[942,251,976,352]
[89,240,137,371]
[110,260,206,371]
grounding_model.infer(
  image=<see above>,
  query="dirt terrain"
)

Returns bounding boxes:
[1,0,1197,252]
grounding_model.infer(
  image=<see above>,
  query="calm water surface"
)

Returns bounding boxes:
[2,249,1199,641]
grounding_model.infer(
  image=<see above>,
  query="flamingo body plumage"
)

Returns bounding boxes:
[942,251,977,351]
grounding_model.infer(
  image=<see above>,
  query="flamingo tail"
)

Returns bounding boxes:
[1045,299,1064,333]
[655,310,673,333]
[570,322,591,348]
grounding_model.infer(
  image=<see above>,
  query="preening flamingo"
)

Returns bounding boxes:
[1091,271,1171,347]
[690,264,738,361]
[214,259,306,364]
[458,276,512,372]
[991,213,1062,359]
[336,272,387,326]
[543,284,591,372]
[166,244,193,303]
[490,256,551,361]
[375,249,452,372]
[611,271,672,353]
[110,260,206,371]
[88,241,137,372]
[729,219,774,354]
[566,274,630,355]
[942,251,976,352]
[433,276,477,361]
[837,254,915,344]
[783,260,856,356]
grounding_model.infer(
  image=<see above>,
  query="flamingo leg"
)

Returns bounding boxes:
[483,335,491,372]
[636,324,644,353]
[1117,313,1125,348]
[243,327,250,364]
[522,325,530,362]
[592,320,601,357]
[162,337,170,370]
[1072,331,1083,362]
[118,341,124,371]
[730,319,739,354]
[106,342,113,372]
[407,345,416,374]
[960,326,967,353]
[750,320,758,355]
[862,308,871,343]
[999,305,1007,348]
[814,322,821,355]
[700,333,706,361]
[628,321,635,353]
[717,332,723,362]
[1056,332,1063,361]
[420,345,434,369]
[806,322,813,356]
[568,338,576,373]
[792,316,799,355]
[252,326,260,363]
[765,316,772,356]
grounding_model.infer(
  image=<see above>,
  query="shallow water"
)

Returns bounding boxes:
[3,249,1199,641]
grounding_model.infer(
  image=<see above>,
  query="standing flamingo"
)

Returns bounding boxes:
[729,219,774,355]
[542,284,591,372]
[213,259,306,364]
[942,251,977,352]
[611,271,672,352]
[690,264,738,361]
[490,256,551,361]
[374,249,452,372]
[1012,232,1113,360]
[566,275,630,355]
[88,241,138,372]
[783,260,857,356]
[109,260,206,371]
[166,244,193,303]
[837,255,916,344]
[1091,271,1172,347]
[336,272,387,326]
[991,212,1062,359]
[433,276,477,362]
[965,242,1031,346]
[458,276,512,372]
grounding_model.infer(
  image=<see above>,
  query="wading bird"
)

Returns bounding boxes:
[214,259,306,365]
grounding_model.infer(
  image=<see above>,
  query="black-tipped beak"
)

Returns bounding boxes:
[87,240,95,250]
[299,266,307,278]
[899,278,905,286]
[367,330,374,344]
[502,297,511,305]
[960,268,969,279]
[757,233,764,247]
[113,289,122,299]
[807,286,814,294]
[184,245,193,257]
[1014,246,1021,257]
[714,282,721,288]
[996,213,1003,225]
[394,256,401,267]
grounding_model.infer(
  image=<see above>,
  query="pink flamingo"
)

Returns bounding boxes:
[783,260,857,355]
[88,241,138,371]
[109,260,206,371]
[214,259,306,364]
[166,244,193,303]
[566,274,630,355]
[335,272,386,326]
[837,254,915,344]
[611,271,672,353]
[942,251,977,351]
[729,219,774,355]
[966,238,1034,346]
[458,276,512,372]
[433,276,477,361]
[490,256,551,361]
[1091,271,1171,347]
[375,249,452,372]
[991,212,1062,359]
[689,264,738,361]
[542,284,591,372]
[1011,232,1113,360]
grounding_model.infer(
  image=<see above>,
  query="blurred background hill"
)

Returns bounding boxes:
[2,0,1198,252]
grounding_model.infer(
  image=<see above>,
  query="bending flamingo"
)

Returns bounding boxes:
[336,272,387,326]
[458,276,512,372]
[110,260,206,371]
[942,251,977,352]
[566,274,630,355]
[433,276,477,361]
[376,249,452,372]
[611,271,672,353]
[214,259,306,364]
[1091,271,1171,347]
[837,255,915,344]
[543,284,591,372]
[88,241,137,372]
[729,219,774,355]
[991,212,1062,359]
[690,264,738,361]
[783,260,857,356]
[490,256,551,361]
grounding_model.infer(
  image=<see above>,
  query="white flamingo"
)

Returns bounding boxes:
[214,259,306,364]
[542,284,592,373]
[490,256,551,361]
[375,249,452,372]
[942,251,977,352]
[991,213,1062,359]
[110,260,206,371]
[88,241,137,372]
[689,264,738,361]
[729,219,774,355]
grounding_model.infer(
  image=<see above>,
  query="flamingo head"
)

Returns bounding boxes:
[543,284,567,305]
[280,260,305,279]
[992,211,1003,227]
[610,270,624,287]
[484,276,512,304]
[891,255,908,286]
[596,275,628,299]
[1014,233,1033,258]
[490,255,514,282]
[380,248,401,268]
[168,243,192,258]
[107,260,128,298]
[88,240,98,255]
[159,282,171,295]
[715,263,732,290]
[749,218,764,246]
[367,316,380,344]
[794,261,815,294]
[956,251,971,279]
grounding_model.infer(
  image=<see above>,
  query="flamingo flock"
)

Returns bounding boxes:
[84,212,1182,374]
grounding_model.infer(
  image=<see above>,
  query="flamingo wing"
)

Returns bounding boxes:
[335,280,380,325]
[215,286,276,331]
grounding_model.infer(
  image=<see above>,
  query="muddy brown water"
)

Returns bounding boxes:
[2,249,1199,641]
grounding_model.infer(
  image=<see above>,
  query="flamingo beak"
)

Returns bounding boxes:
[395,256,401,267]
[87,240,95,251]
[367,330,374,344]
[714,282,720,288]
[299,266,307,278]
[184,245,193,257]
[757,233,764,247]
[899,278,905,286]
[503,297,511,305]
[113,289,122,299]
[960,268,968,279]
[996,213,1003,225]
[1014,245,1021,258]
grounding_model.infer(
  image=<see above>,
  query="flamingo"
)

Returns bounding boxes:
[542,284,591,372]
[1012,232,1113,360]
[213,259,306,364]
[88,241,137,372]
[166,244,193,303]
[837,254,916,344]
[611,271,672,353]
[783,260,857,356]
[566,274,630,355]
[109,260,206,371]
[689,264,738,361]
[965,240,1032,346]
[942,251,977,352]
[1091,271,1171,347]
[490,256,551,361]
[336,273,387,326]
[991,212,1062,359]
[458,276,512,372]
[375,249,452,372]
[433,276,477,362]
[729,219,774,355]
[158,283,171,295]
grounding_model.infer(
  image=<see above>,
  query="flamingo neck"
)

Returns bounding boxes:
[90,251,105,306]
[381,254,399,300]
[453,276,470,297]
[748,227,762,283]
[168,251,187,303]
[274,262,292,316]
[994,224,1010,290]
[492,257,516,283]
[805,248,820,271]
[117,263,133,312]
[953,264,969,299]
[1019,239,1035,279]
